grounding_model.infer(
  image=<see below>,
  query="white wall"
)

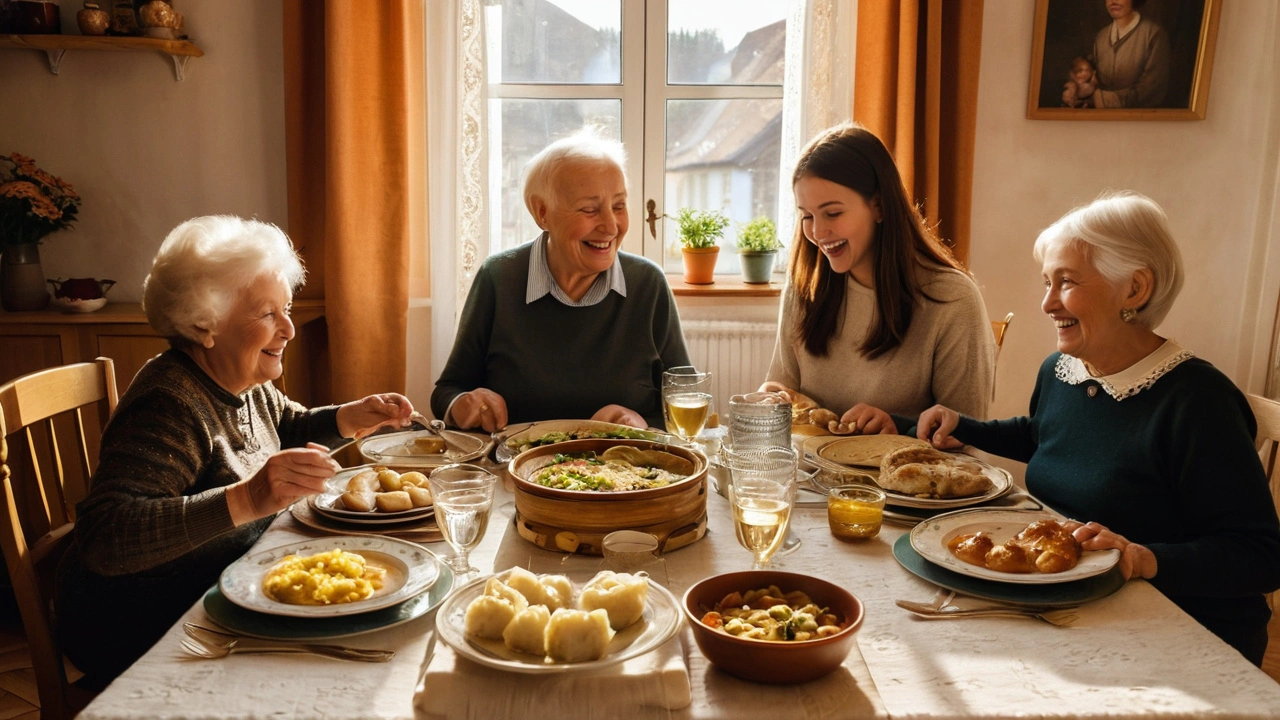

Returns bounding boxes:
[969,1,1280,423]
[0,0,286,303]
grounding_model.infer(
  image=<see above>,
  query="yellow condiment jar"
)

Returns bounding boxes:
[827,484,886,540]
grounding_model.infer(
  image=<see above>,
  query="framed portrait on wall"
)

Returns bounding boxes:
[1027,0,1221,120]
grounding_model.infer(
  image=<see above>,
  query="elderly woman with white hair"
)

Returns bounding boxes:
[431,129,690,431]
[917,191,1280,665]
[55,215,415,686]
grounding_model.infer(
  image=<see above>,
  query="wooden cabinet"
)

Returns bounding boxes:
[0,300,329,406]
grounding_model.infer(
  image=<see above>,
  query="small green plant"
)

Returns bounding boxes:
[673,208,729,249]
[736,217,780,253]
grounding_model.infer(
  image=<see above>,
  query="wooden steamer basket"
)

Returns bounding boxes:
[508,438,709,555]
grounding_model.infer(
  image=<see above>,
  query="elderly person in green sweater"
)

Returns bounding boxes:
[55,215,416,686]
[917,191,1280,665]
[431,129,690,432]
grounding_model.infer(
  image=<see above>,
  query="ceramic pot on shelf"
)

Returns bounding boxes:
[738,250,777,284]
[76,1,109,34]
[0,244,51,312]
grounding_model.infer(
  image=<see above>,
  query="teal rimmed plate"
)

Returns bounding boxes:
[202,558,453,640]
[892,534,1125,608]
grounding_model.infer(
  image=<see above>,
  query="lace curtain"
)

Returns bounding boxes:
[427,0,489,378]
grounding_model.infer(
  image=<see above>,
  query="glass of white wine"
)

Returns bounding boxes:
[723,447,797,569]
[427,463,498,575]
[662,366,713,443]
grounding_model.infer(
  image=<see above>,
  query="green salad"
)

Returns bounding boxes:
[505,427,654,454]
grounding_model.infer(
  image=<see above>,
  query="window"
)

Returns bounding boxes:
[484,0,789,274]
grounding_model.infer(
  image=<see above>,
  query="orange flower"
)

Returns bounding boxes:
[0,154,79,247]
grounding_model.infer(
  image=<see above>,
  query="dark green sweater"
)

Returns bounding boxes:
[55,349,342,682]
[955,353,1280,665]
[431,244,690,427]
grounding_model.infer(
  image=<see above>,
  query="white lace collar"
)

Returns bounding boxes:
[1054,340,1195,401]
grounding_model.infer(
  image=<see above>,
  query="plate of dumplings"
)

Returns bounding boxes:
[435,566,681,673]
[310,466,436,525]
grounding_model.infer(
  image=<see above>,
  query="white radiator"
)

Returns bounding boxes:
[682,320,778,419]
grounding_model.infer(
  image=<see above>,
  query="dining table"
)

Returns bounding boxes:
[78,448,1280,720]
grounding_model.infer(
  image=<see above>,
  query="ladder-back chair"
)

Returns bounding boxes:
[0,358,118,720]
[1245,393,1280,683]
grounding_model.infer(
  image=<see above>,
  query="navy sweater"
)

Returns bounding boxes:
[955,353,1280,665]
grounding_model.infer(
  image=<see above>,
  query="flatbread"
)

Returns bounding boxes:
[817,435,931,468]
[877,445,994,499]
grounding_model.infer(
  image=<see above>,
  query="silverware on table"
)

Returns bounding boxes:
[182,623,395,662]
[894,595,1079,626]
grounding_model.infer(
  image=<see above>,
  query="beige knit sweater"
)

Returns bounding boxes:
[767,267,996,422]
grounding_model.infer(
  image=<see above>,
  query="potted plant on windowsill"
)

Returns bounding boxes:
[736,217,780,284]
[674,208,728,285]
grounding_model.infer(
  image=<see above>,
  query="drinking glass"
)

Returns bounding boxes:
[727,391,792,449]
[662,366,713,443]
[427,463,498,575]
[723,447,796,569]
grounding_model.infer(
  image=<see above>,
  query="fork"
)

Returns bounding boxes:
[182,623,394,662]
[894,591,1079,626]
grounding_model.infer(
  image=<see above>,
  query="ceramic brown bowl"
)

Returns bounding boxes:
[682,570,864,684]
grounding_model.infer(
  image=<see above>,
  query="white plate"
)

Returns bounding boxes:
[910,508,1121,585]
[436,569,682,673]
[358,429,492,467]
[312,466,435,524]
[494,420,670,462]
[801,435,1013,509]
[219,536,440,617]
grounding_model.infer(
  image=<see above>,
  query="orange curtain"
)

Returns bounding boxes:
[854,0,984,264]
[282,1,425,400]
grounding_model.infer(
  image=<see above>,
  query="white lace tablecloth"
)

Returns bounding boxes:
[81,478,1280,720]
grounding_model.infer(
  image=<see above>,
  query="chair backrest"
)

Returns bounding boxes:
[0,358,117,720]
[989,312,1014,402]
[1246,393,1280,683]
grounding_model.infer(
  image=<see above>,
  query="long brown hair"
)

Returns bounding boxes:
[789,123,966,359]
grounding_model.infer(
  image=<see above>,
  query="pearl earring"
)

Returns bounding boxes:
[1120,307,1137,323]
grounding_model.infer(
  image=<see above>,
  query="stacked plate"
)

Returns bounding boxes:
[800,435,1014,510]
[208,535,454,640]
[893,508,1124,607]
[293,466,441,542]
[358,428,493,467]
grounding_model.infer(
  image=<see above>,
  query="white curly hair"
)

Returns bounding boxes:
[142,215,305,347]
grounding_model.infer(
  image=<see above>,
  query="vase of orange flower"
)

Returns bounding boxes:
[0,153,80,311]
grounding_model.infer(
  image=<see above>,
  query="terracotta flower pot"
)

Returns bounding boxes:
[681,246,719,285]
[739,250,777,284]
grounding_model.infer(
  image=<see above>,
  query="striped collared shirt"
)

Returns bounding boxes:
[525,232,627,306]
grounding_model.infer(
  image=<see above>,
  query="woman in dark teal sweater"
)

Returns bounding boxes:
[918,191,1280,665]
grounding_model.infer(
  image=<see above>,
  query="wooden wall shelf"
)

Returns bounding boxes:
[0,34,203,81]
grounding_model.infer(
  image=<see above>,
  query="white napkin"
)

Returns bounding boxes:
[415,635,690,720]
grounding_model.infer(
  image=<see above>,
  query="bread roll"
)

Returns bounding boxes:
[377,469,403,491]
[339,490,375,512]
[405,485,433,508]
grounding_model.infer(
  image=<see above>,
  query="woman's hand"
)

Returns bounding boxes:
[451,389,508,433]
[591,404,646,429]
[227,442,341,525]
[757,381,795,403]
[1063,521,1158,581]
[838,404,895,435]
[916,404,964,449]
[336,393,414,440]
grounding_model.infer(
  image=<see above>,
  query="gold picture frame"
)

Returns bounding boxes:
[1027,0,1221,121]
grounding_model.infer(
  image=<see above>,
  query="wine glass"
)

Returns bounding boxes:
[662,366,713,443]
[427,463,498,575]
[723,447,797,569]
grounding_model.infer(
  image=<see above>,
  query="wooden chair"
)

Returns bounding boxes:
[1246,393,1280,682]
[989,312,1014,401]
[0,358,118,720]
